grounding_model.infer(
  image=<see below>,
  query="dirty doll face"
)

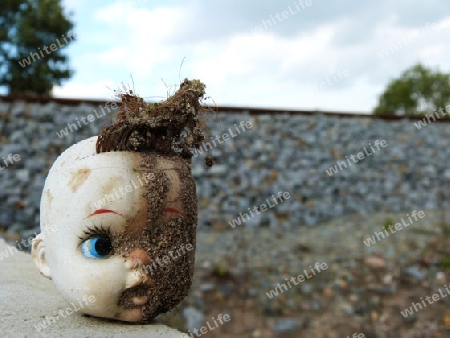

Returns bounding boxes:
[32,136,197,322]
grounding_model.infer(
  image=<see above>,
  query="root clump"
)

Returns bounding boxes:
[96,78,209,161]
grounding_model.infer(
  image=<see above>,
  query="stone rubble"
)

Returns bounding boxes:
[1,99,448,242]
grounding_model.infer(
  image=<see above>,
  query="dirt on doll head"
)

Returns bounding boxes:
[96,78,210,162]
[95,79,210,322]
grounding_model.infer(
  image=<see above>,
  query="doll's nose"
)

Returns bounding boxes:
[125,249,152,289]
[126,249,152,267]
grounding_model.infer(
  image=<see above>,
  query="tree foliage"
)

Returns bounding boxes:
[0,0,74,95]
[373,63,450,116]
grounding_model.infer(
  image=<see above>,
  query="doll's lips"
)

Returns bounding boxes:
[164,207,182,215]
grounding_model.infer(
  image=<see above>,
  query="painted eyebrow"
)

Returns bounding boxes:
[87,209,123,218]
[164,207,182,215]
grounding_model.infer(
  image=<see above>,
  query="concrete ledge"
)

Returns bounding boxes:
[0,238,188,338]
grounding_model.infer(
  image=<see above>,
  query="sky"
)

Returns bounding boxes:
[52,0,450,114]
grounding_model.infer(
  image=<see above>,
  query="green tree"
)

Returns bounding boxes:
[0,0,75,96]
[373,63,450,115]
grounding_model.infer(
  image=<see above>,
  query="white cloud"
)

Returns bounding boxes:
[54,0,450,112]
[53,81,118,100]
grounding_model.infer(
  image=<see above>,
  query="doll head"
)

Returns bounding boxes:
[32,79,209,322]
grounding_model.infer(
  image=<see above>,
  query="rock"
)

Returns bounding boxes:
[366,255,386,269]
[382,274,393,284]
[1,98,450,232]
[404,267,426,282]
[436,271,446,284]
[336,278,348,289]
[273,319,302,333]
[9,101,25,117]
[323,287,333,297]
[3,234,21,246]
[301,283,313,294]
[182,307,205,332]
[340,301,354,315]
[354,304,370,316]
[402,313,417,324]
[199,283,215,292]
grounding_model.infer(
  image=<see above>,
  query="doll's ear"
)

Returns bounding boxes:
[31,234,52,280]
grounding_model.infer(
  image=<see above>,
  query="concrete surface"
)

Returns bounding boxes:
[0,238,189,338]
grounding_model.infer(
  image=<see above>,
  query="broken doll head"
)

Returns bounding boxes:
[32,79,209,322]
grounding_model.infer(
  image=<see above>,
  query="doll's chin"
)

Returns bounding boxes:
[79,308,145,323]
[116,308,144,322]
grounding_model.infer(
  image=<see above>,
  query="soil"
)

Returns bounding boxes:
[96,78,210,162]
[154,211,450,337]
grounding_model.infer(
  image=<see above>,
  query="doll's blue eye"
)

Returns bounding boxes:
[81,235,113,259]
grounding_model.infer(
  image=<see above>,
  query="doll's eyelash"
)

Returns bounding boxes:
[77,222,112,242]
